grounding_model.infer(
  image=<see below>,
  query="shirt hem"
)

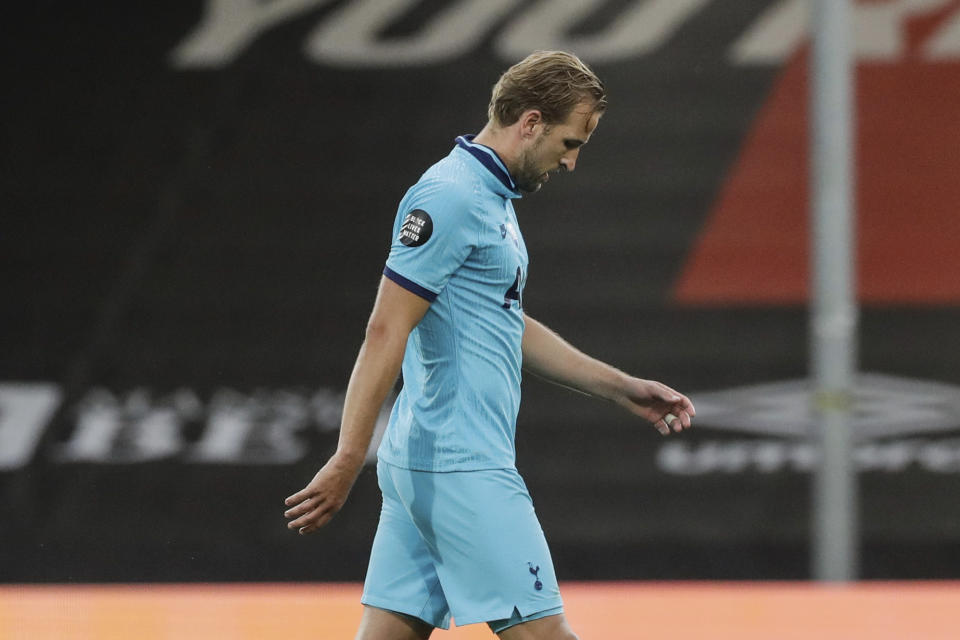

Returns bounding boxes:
[377,452,516,473]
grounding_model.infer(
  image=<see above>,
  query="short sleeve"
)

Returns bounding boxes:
[384,178,478,301]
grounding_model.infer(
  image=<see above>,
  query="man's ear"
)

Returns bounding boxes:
[518,109,543,140]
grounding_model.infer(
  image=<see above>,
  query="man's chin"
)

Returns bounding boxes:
[518,182,543,194]
[518,175,548,193]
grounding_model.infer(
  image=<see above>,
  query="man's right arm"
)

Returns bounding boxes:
[284,275,430,534]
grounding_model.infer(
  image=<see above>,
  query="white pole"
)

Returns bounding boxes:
[810,0,858,581]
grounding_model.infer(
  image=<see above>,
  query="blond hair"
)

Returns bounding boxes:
[488,50,607,127]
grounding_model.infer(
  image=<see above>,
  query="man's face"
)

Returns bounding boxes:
[514,101,603,193]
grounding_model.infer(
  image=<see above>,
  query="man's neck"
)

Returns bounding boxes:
[471,123,521,177]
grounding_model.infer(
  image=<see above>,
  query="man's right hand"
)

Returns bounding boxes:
[284,276,430,535]
[284,452,363,534]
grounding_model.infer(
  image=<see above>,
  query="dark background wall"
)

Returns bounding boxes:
[3,0,960,583]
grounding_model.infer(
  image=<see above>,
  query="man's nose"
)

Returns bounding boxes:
[560,149,580,172]
[560,147,580,171]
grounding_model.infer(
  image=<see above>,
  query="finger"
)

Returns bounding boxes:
[655,381,684,402]
[285,489,311,507]
[658,390,682,405]
[294,506,337,534]
[665,399,694,422]
[287,507,322,530]
[655,383,694,414]
[663,411,692,434]
[284,496,320,519]
[677,396,696,417]
[299,512,334,535]
[655,416,672,436]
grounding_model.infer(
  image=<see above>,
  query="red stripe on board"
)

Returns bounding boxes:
[673,50,960,305]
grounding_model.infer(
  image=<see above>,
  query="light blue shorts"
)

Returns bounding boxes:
[360,460,564,632]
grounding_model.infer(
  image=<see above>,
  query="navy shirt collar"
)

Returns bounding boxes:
[455,135,521,198]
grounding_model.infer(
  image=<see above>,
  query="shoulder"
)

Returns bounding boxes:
[407,154,482,217]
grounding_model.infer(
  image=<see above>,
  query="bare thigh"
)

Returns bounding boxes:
[355,605,434,640]
[497,612,579,640]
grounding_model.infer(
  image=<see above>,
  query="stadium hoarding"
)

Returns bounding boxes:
[3,0,960,582]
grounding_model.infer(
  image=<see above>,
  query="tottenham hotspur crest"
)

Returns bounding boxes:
[527,563,543,591]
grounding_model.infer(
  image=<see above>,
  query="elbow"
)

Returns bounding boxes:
[363,316,407,348]
[363,317,389,342]
[360,318,411,370]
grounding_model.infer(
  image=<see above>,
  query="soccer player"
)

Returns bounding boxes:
[284,51,695,640]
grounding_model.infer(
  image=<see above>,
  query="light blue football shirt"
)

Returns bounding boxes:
[379,135,529,471]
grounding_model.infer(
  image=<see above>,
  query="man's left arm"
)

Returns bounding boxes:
[521,314,695,435]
